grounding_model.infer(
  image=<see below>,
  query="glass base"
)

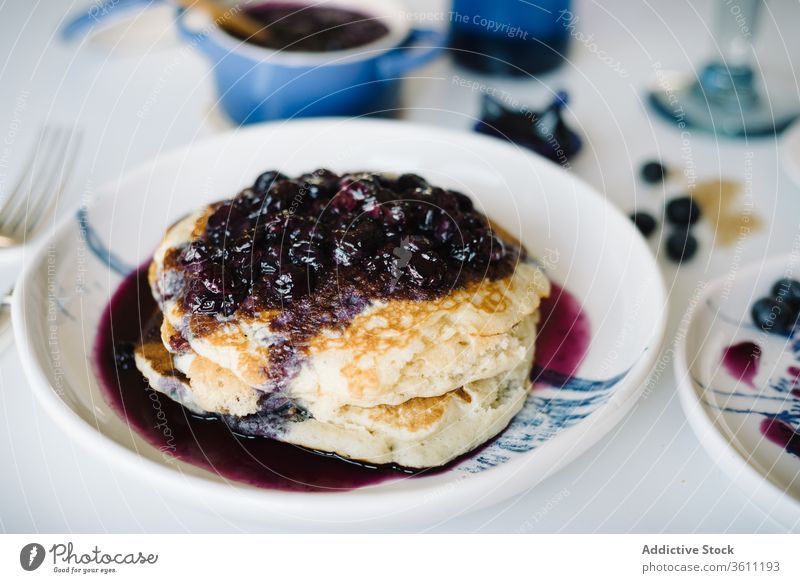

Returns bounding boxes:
[648,65,800,138]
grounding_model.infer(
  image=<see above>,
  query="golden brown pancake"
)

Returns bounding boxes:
[135,170,550,467]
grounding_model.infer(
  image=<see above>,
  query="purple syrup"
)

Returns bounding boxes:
[93,264,416,492]
[721,341,762,388]
[532,283,591,380]
[95,265,589,490]
[760,417,800,457]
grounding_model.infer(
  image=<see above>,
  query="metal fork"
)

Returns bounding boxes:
[0,290,11,353]
[0,125,82,247]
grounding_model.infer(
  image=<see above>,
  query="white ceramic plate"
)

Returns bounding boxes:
[675,254,800,530]
[13,119,666,527]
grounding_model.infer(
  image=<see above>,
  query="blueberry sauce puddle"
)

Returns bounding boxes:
[95,265,414,491]
[532,283,591,382]
[760,418,800,457]
[721,341,762,388]
[96,263,565,490]
[95,264,591,490]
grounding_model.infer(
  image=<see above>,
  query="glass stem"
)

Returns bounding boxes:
[699,0,762,106]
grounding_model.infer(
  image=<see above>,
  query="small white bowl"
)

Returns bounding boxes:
[13,119,667,527]
[675,254,800,530]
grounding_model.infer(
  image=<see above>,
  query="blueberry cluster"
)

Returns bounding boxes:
[664,196,701,262]
[752,278,800,336]
[629,159,702,263]
[640,161,667,184]
[171,169,519,319]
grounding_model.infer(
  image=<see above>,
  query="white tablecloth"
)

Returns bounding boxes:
[0,0,798,532]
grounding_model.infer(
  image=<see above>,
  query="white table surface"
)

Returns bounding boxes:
[1,0,799,533]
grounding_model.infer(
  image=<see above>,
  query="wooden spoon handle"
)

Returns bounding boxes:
[178,0,272,44]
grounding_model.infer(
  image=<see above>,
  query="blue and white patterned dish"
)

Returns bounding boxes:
[13,119,666,526]
[676,255,800,531]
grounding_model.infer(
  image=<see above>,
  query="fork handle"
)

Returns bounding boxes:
[0,297,12,354]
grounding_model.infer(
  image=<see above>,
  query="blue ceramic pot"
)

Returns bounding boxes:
[176,0,446,124]
[62,0,446,124]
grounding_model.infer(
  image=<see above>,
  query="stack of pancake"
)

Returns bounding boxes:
[134,170,549,468]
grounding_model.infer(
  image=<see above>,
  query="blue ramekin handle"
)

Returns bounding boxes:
[377,28,447,79]
[60,0,162,42]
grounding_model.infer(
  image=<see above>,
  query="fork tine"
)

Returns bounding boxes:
[19,128,71,236]
[27,129,83,236]
[4,126,70,240]
[0,126,63,235]
[0,125,52,231]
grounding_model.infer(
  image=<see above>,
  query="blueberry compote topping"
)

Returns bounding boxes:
[169,169,521,387]
[223,3,389,52]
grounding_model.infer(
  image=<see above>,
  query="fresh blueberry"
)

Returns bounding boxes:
[665,228,698,262]
[641,160,667,184]
[771,278,800,303]
[629,211,657,238]
[396,173,429,192]
[752,297,799,335]
[253,170,288,192]
[666,196,702,226]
